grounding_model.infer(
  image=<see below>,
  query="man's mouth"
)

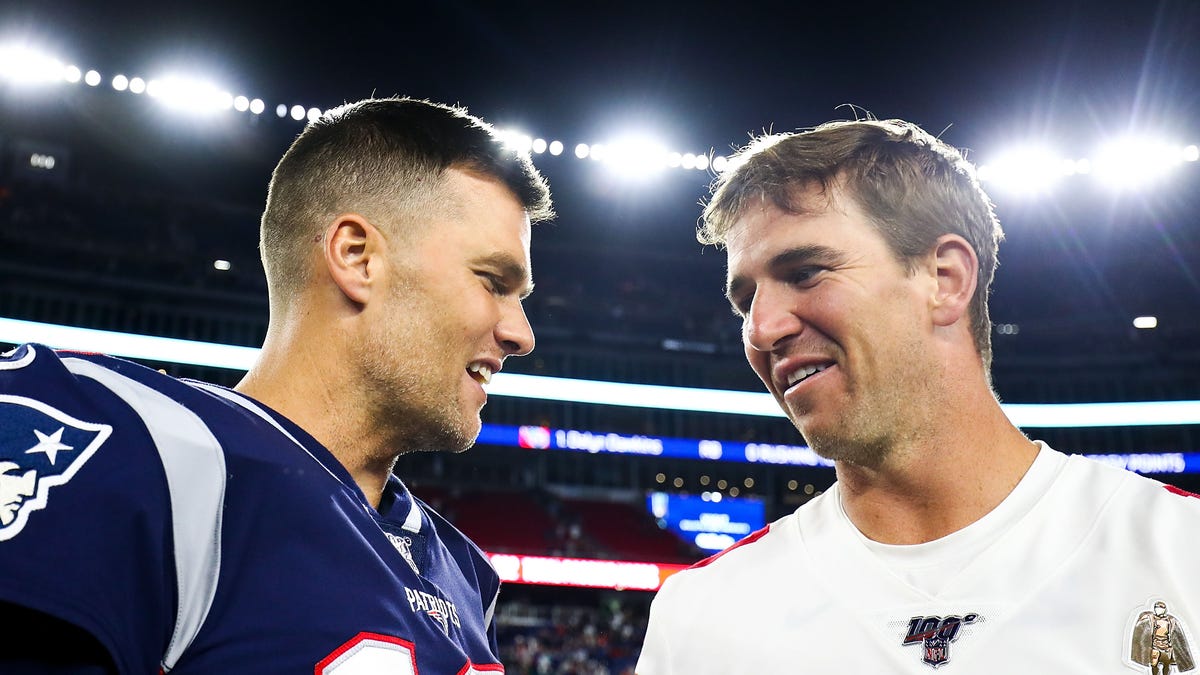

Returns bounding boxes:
[784,363,832,390]
[467,362,494,385]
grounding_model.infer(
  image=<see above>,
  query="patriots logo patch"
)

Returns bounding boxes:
[0,395,112,540]
[426,608,450,635]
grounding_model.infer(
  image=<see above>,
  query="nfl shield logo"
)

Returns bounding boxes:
[923,636,949,667]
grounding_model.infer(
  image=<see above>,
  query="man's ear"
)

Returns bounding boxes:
[929,233,978,328]
[322,214,383,305]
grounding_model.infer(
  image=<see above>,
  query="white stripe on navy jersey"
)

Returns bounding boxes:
[64,357,226,673]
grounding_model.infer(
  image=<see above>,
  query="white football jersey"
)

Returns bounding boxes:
[637,443,1200,673]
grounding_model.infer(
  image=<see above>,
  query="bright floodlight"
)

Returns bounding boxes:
[249,98,265,115]
[712,156,729,173]
[549,140,564,156]
[680,153,697,169]
[213,259,232,271]
[84,69,101,86]
[275,103,287,118]
[112,74,129,91]
[693,153,710,171]
[589,143,606,161]
[290,105,305,121]
[1094,137,1182,188]
[601,136,669,177]
[63,65,81,83]
[976,146,1064,194]
[233,95,249,112]
[666,152,682,168]
[575,143,590,159]
[147,76,234,114]
[531,138,547,154]
[505,133,533,154]
[1133,316,1158,330]
[306,106,321,122]
[1184,145,1199,162]
[0,44,66,84]
[128,77,146,94]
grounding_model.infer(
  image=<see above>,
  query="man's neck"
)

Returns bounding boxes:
[235,332,395,509]
[834,394,1040,545]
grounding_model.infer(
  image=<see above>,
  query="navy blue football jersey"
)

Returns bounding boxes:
[0,344,505,674]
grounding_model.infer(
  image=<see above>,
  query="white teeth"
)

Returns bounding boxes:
[468,363,493,385]
[786,364,829,388]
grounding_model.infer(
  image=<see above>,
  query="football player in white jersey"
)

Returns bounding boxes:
[636,119,1200,673]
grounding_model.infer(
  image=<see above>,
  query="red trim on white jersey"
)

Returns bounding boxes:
[689,524,771,570]
[1165,484,1200,500]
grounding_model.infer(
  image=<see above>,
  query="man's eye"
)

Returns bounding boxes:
[480,274,508,294]
[788,267,824,286]
[730,296,752,317]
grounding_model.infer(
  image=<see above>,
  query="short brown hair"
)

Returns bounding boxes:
[702,119,1003,370]
[260,97,553,303]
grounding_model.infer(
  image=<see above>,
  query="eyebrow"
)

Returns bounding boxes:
[475,253,535,299]
[725,244,845,306]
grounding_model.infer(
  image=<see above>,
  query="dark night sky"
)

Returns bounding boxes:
[6,0,1198,149]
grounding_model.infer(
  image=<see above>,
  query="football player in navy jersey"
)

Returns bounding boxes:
[0,97,552,673]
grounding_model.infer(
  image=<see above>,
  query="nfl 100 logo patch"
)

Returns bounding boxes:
[900,613,981,669]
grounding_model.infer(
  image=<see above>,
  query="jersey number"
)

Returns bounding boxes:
[316,633,417,675]
[315,632,503,674]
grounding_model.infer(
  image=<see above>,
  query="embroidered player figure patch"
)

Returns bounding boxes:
[1129,599,1195,673]
[0,396,112,540]
[901,614,980,668]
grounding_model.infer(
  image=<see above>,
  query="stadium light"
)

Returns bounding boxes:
[3,43,1198,189]
[144,76,233,114]
[976,146,1065,194]
[0,44,67,84]
[306,106,321,122]
[1133,316,1158,329]
[600,136,669,178]
[1093,137,1182,189]
[507,133,533,154]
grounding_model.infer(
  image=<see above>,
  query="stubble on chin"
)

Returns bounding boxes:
[805,432,892,470]
[401,413,479,455]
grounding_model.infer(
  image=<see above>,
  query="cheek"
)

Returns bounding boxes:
[743,347,773,386]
